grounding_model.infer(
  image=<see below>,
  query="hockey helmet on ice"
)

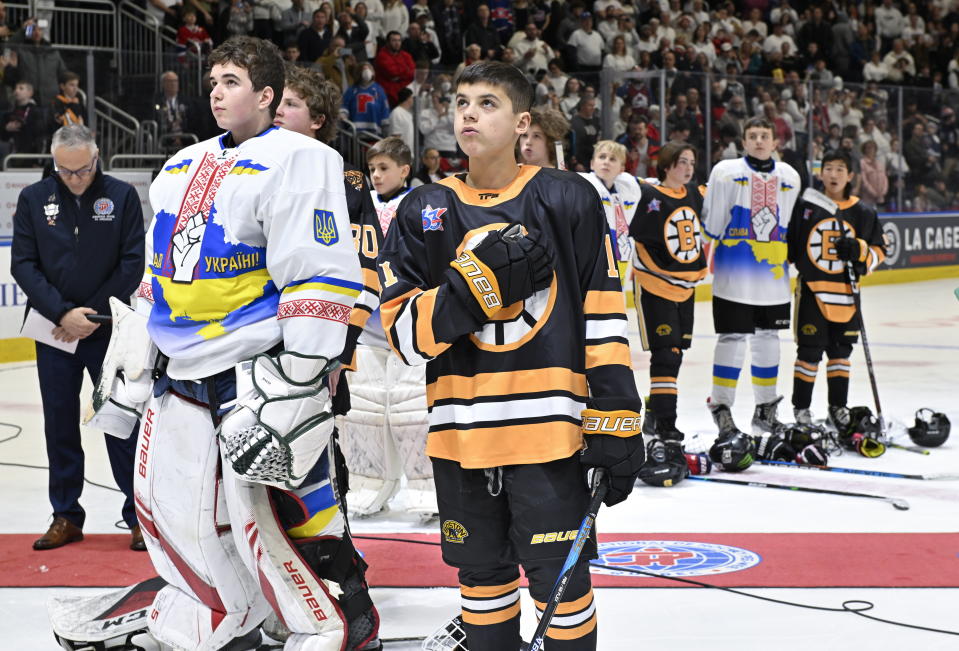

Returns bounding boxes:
[907,408,951,447]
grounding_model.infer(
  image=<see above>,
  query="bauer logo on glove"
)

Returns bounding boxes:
[219,351,339,489]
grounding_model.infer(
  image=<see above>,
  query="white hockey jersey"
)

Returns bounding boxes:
[358,186,412,349]
[702,157,801,305]
[579,171,642,264]
[138,127,361,379]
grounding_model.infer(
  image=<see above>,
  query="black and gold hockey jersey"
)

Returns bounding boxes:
[340,162,384,367]
[377,164,639,469]
[629,181,708,302]
[788,195,885,323]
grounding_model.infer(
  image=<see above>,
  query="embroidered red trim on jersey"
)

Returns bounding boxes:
[750,175,778,217]
[277,299,352,323]
[174,151,238,232]
[136,281,154,302]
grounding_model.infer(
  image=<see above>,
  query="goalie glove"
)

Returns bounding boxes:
[219,352,338,489]
[83,296,157,438]
[579,397,644,506]
[445,222,554,321]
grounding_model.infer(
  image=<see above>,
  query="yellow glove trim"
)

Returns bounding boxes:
[581,408,642,438]
[449,249,503,318]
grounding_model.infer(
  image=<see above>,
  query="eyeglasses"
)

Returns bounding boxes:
[54,155,98,180]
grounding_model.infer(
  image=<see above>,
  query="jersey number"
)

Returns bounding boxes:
[379,261,398,287]
[352,224,379,259]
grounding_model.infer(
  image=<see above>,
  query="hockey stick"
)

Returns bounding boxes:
[755,459,958,480]
[886,442,931,455]
[527,469,608,651]
[686,474,909,510]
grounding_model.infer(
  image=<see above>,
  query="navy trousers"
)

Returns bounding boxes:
[35,337,138,529]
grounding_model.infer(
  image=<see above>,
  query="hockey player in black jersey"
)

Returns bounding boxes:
[788,150,885,433]
[377,61,644,650]
[631,142,708,487]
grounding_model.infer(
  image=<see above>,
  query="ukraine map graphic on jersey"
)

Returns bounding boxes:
[149,201,276,352]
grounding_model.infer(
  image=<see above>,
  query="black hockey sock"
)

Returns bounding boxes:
[650,347,682,424]
[792,347,822,410]
[458,570,523,651]
[826,360,850,408]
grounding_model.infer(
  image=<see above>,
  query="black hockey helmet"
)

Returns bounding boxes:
[709,431,755,472]
[907,408,951,447]
[846,406,882,436]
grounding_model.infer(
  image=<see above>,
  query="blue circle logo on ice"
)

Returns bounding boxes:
[590,541,761,577]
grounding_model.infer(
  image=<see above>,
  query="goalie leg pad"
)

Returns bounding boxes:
[134,392,270,650]
[338,346,401,515]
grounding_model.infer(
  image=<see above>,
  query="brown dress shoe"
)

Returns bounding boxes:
[33,516,83,550]
[129,525,146,551]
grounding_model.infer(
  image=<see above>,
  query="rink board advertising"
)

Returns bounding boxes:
[879,212,959,269]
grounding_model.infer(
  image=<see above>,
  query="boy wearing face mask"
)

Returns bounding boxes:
[343,62,391,134]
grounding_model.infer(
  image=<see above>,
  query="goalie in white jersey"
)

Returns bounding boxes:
[701,117,801,469]
[88,37,381,650]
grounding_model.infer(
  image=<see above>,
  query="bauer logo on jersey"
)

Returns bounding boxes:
[590,540,761,578]
[531,530,579,545]
[314,209,339,245]
[422,204,446,231]
[442,520,469,544]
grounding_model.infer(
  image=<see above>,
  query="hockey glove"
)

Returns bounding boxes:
[445,223,554,321]
[833,236,865,262]
[579,397,644,506]
[84,297,157,438]
[684,452,712,475]
[219,352,338,489]
[751,432,797,462]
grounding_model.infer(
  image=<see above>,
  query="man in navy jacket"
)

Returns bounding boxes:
[11,125,145,551]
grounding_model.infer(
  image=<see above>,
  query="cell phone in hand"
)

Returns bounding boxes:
[85,314,112,324]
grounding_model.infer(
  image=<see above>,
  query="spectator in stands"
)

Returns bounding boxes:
[568,11,604,73]
[298,9,333,63]
[544,58,568,96]
[342,61,390,133]
[154,70,195,147]
[856,140,888,208]
[465,4,501,61]
[225,0,254,38]
[603,34,635,72]
[410,0,432,27]
[557,2,585,46]
[569,95,599,171]
[875,0,905,53]
[279,0,312,43]
[454,43,483,78]
[882,39,915,83]
[418,87,456,162]
[863,51,888,82]
[282,39,302,63]
[616,114,654,177]
[905,121,939,186]
[0,1,12,44]
[386,86,414,149]
[432,0,463,66]
[381,0,408,38]
[176,9,212,61]
[559,76,581,118]
[518,105,568,168]
[337,9,369,60]
[353,3,380,59]
[374,30,414,106]
[718,93,746,139]
[0,80,43,155]
[146,0,182,31]
[51,71,85,133]
[513,23,554,75]
[409,147,443,187]
[403,22,438,66]
[10,19,66,107]
[318,36,355,89]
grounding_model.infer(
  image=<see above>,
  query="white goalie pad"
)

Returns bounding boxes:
[220,351,337,490]
[48,576,166,650]
[83,296,157,436]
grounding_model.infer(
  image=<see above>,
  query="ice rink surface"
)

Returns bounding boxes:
[1,277,957,650]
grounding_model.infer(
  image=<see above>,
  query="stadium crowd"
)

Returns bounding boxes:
[2,0,959,211]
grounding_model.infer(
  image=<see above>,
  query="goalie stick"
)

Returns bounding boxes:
[686,474,910,510]
[755,459,959,480]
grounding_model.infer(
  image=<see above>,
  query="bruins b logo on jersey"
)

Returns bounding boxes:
[807,218,855,274]
[664,207,703,263]
[801,324,818,335]
[656,323,673,336]
[457,224,557,352]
